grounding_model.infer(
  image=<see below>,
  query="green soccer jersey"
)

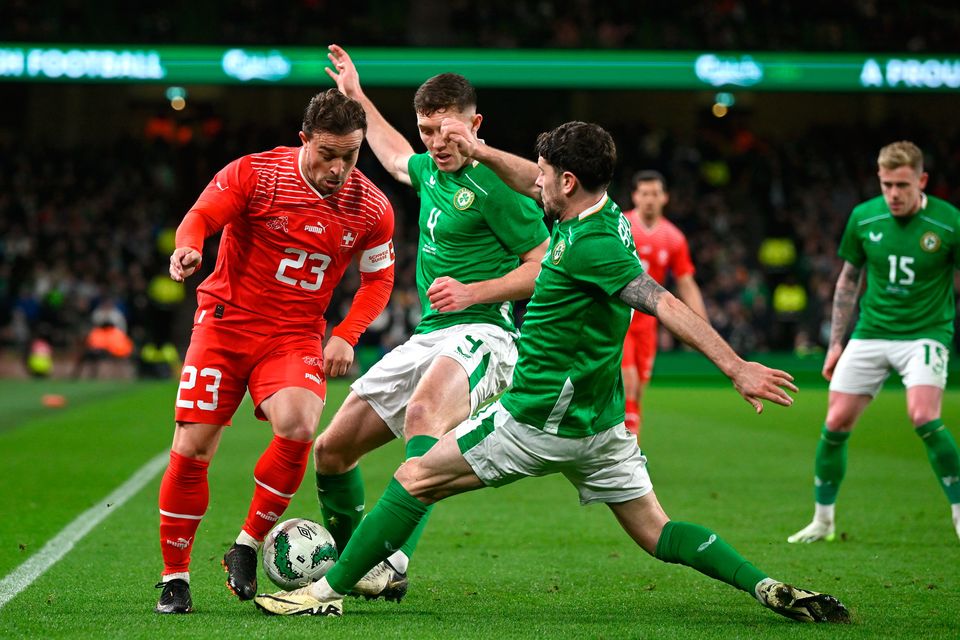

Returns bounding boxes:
[407,153,549,334]
[838,193,960,345]
[501,196,645,438]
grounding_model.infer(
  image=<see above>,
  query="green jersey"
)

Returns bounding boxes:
[407,153,548,334]
[501,196,645,438]
[838,193,960,345]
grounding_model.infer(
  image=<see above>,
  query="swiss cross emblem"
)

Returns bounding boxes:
[341,229,357,248]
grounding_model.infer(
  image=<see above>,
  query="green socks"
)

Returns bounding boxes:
[916,419,960,504]
[814,425,850,505]
[326,478,429,595]
[316,467,365,552]
[399,435,438,559]
[655,521,767,594]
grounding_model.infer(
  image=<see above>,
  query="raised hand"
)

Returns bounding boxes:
[325,44,362,98]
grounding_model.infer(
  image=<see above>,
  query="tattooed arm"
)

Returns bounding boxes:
[822,261,864,381]
[619,272,797,413]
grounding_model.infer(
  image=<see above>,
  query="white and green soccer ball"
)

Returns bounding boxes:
[262,518,339,590]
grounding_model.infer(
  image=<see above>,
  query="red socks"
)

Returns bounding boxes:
[158,451,209,575]
[241,435,312,541]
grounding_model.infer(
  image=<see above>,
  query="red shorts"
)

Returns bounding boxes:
[622,324,657,383]
[175,302,326,426]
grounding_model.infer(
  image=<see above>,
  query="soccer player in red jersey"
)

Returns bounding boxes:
[622,171,707,441]
[154,89,396,614]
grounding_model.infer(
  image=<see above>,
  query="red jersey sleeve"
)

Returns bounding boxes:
[330,201,396,346]
[175,156,257,251]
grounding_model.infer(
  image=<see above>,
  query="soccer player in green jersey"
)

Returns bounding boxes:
[308,45,550,599]
[255,122,850,623]
[789,141,960,544]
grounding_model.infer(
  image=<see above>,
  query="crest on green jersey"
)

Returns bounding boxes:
[551,240,566,264]
[920,231,941,252]
[454,187,476,210]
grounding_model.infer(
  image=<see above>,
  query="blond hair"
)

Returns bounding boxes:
[877,141,923,173]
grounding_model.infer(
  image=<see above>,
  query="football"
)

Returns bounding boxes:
[261,518,339,590]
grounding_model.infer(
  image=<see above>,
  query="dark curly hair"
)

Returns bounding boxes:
[535,121,616,192]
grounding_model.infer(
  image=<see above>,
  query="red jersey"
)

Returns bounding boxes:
[623,208,695,334]
[180,146,395,336]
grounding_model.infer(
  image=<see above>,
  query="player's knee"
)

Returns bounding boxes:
[394,459,438,503]
[824,410,856,431]
[404,399,437,437]
[312,431,356,474]
[908,408,940,428]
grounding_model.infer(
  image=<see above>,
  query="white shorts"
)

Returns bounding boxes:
[830,338,950,396]
[352,324,518,438]
[455,401,653,505]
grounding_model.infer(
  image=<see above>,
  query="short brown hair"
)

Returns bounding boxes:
[631,170,667,191]
[302,89,367,137]
[413,73,477,116]
[535,121,616,192]
[878,141,923,173]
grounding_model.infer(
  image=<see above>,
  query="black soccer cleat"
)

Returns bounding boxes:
[757,580,850,623]
[154,579,193,614]
[222,543,258,601]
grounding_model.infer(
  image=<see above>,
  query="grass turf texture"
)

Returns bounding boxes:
[0,377,958,639]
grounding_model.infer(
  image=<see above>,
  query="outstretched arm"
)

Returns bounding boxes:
[427,239,548,312]
[619,272,797,413]
[822,261,863,381]
[441,118,541,202]
[325,44,415,185]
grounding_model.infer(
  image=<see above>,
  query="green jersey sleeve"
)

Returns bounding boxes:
[837,206,867,266]
[563,227,645,296]
[481,182,549,256]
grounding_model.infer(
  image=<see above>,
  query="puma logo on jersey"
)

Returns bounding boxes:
[215,180,228,191]
[305,221,327,234]
[868,231,883,242]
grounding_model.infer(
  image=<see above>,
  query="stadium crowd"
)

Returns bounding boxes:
[5,0,960,52]
[2,111,958,376]
[3,3,960,375]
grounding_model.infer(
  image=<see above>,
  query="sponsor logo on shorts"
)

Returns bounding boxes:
[305,373,323,385]
[256,510,280,522]
[266,216,289,233]
[454,187,475,210]
[305,220,327,234]
[165,536,193,550]
[920,231,941,252]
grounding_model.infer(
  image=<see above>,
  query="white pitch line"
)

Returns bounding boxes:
[0,450,169,610]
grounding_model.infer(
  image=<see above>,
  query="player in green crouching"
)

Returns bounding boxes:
[789,141,960,544]
[255,121,849,623]
[310,44,549,600]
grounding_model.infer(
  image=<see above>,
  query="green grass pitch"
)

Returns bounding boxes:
[0,377,958,639]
